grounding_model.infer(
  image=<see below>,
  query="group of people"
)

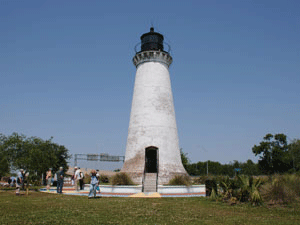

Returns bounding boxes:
[15,166,100,197]
[73,167,100,198]
[45,167,64,194]
[73,167,85,191]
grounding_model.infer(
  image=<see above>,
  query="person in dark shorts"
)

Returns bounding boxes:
[56,167,64,194]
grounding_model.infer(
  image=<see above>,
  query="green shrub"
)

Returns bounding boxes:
[219,179,232,200]
[237,175,251,202]
[218,176,240,200]
[216,175,263,205]
[84,173,91,184]
[111,173,134,185]
[99,175,109,183]
[251,188,262,206]
[250,177,263,205]
[260,174,298,205]
[27,174,42,186]
[168,175,191,186]
[283,174,300,198]
[193,175,212,184]
[210,188,218,200]
[1,176,10,182]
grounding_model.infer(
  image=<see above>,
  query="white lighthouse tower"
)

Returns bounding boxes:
[121,28,188,188]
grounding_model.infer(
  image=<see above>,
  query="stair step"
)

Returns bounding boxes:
[143,173,157,193]
[145,173,157,176]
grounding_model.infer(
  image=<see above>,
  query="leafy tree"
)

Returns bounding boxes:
[252,133,291,174]
[180,149,190,170]
[0,134,11,178]
[207,161,223,175]
[178,148,261,176]
[220,163,235,177]
[240,159,260,176]
[0,133,70,182]
[184,159,261,176]
[0,149,10,178]
[288,139,300,172]
[196,161,208,175]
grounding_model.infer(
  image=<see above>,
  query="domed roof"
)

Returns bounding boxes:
[140,27,164,52]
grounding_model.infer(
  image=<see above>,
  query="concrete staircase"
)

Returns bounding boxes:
[143,173,157,193]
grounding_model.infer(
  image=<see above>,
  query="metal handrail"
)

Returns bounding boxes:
[155,172,158,192]
[142,162,146,192]
[134,42,171,53]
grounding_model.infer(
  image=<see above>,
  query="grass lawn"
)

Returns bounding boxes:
[0,191,299,225]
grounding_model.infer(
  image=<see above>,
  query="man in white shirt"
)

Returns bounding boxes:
[74,167,80,191]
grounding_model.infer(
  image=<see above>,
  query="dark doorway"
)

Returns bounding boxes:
[145,147,158,173]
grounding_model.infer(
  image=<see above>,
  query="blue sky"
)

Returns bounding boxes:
[1,0,299,168]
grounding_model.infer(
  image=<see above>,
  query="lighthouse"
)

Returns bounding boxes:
[121,28,188,188]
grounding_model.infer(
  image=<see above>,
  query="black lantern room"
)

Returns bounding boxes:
[140,27,164,52]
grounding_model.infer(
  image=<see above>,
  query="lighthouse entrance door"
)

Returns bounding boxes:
[145,147,158,173]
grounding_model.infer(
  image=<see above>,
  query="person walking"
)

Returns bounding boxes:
[16,169,24,195]
[56,167,64,194]
[88,170,98,198]
[74,167,80,191]
[46,168,52,192]
[79,169,85,190]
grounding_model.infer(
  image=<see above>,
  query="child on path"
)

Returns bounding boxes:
[88,170,98,198]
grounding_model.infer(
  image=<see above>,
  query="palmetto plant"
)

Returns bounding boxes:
[209,187,218,200]
[237,175,263,205]
[237,175,251,202]
[219,176,239,200]
[216,175,263,205]
[250,177,263,205]
[220,177,233,200]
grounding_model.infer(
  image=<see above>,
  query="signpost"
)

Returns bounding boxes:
[234,168,242,176]
[74,153,125,167]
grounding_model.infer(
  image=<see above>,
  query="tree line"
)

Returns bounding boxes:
[1,132,299,180]
[182,133,300,176]
[0,133,70,181]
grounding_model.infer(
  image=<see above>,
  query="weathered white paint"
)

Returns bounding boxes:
[99,185,205,196]
[158,185,206,195]
[121,50,188,184]
[99,185,142,194]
